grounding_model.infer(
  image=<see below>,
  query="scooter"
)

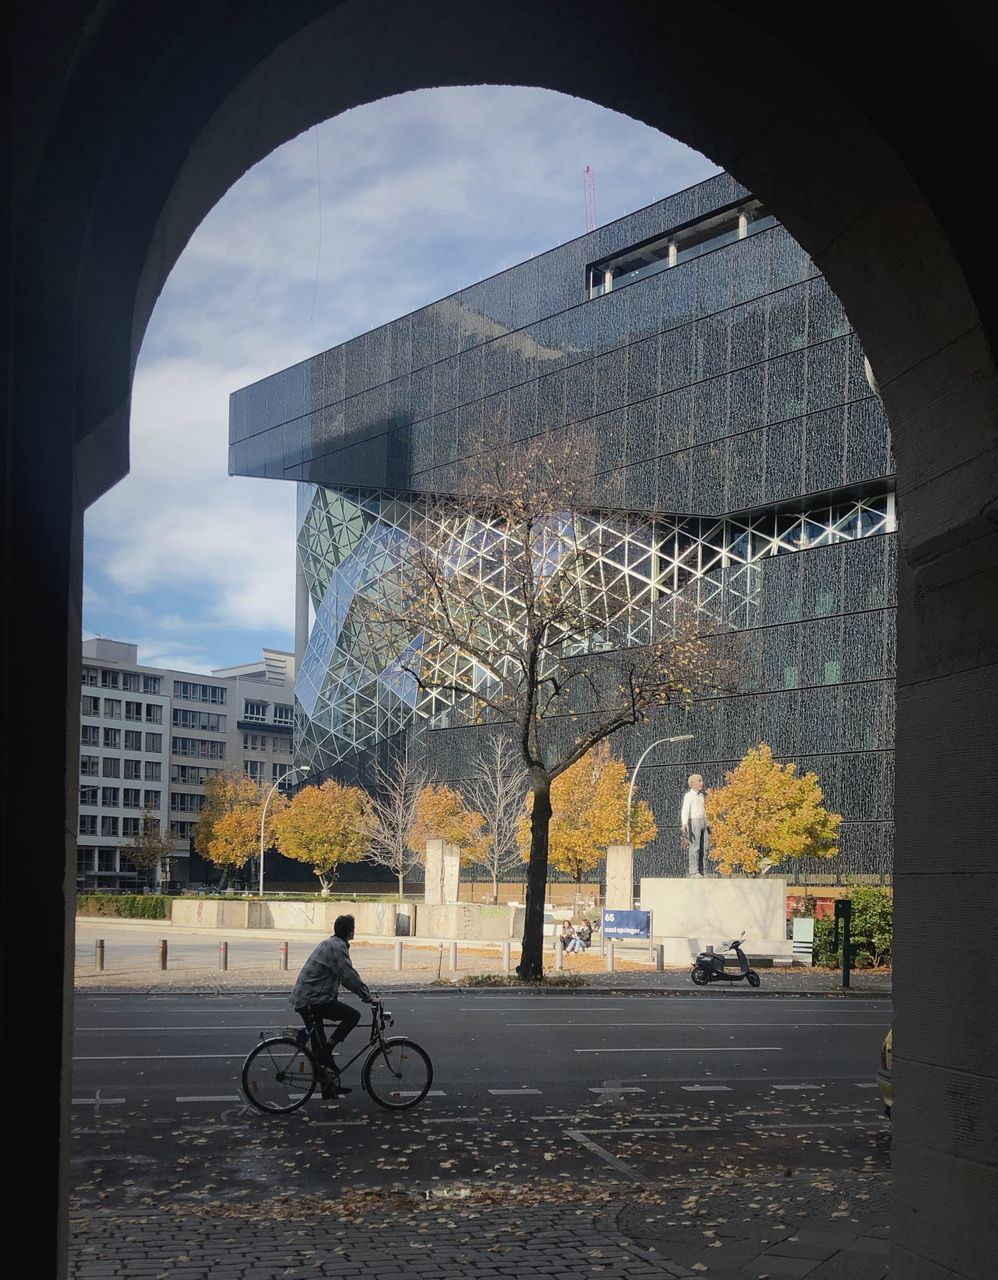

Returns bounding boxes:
[691,932,761,987]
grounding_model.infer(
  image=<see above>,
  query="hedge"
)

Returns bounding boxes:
[77,893,171,920]
[809,887,892,967]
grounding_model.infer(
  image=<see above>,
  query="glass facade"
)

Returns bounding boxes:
[231,171,896,885]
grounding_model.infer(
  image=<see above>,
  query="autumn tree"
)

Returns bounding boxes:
[271,778,372,893]
[194,768,284,885]
[412,783,486,859]
[361,432,720,976]
[365,746,426,897]
[466,735,529,904]
[519,740,657,914]
[705,743,841,876]
[121,809,176,885]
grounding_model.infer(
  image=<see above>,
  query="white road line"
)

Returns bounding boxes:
[397,1090,446,1097]
[78,1026,293,1032]
[588,1087,646,1094]
[575,1046,783,1054]
[176,1095,241,1103]
[565,1129,649,1183]
[772,1083,823,1090]
[509,1021,888,1027]
[855,1082,880,1088]
[73,1053,244,1061]
[682,1084,732,1092]
[751,1121,882,1130]
[72,1097,125,1105]
[488,1088,542,1095]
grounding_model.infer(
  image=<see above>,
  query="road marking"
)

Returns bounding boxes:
[488,1088,542,1095]
[855,1082,880,1088]
[78,1025,297,1032]
[73,1053,244,1061]
[751,1121,883,1130]
[772,1083,823,1090]
[176,1095,241,1103]
[565,1129,650,1184]
[682,1084,732,1092]
[398,1090,446,1097]
[509,1021,889,1027]
[588,1087,646,1094]
[575,1046,783,1054]
[72,1097,125,1105]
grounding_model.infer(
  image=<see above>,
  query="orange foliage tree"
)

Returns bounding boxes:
[412,784,486,861]
[705,743,841,876]
[271,778,372,893]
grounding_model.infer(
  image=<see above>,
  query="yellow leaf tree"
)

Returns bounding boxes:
[705,743,841,876]
[194,768,285,885]
[271,778,372,893]
[520,741,657,912]
[411,784,486,862]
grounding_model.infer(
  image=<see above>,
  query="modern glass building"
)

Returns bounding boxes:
[230,171,896,885]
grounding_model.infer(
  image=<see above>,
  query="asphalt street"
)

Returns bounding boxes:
[72,991,891,1204]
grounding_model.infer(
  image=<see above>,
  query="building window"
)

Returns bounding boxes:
[82,695,100,716]
[170,792,205,814]
[124,758,142,780]
[125,700,142,721]
[174,680,227,705]
[101,816,120,838]
[172,708,224,732]
[102,698,122,719]
[124,729,142,750]
[79,786,98,807]
[142,675,161,694]
[145,703,163,724]
[98,847,117,870]
[172,736,225,759]
[82,666,99,686]
[273,703,293,725]
[586,198,777,298]
[103,728,121,750]
[102,757,121,778]
[244,700,268,721]
[144,790,161,809]
[81,755,100,777]
[170,820,195,839]
[100,669,120,689]
[121,817,141,838]
[79,814,98,836]
[274,736,291,754]
[272,762,291,783]
[171,763,218,784]
[101,787,120,807]
[122,672,140,691]
[244,760,265,783]
[81,725,100,746]
[145,732,163,753]
[123,788,141,809]
[144,760,162,781]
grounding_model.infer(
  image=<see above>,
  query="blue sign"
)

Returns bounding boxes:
[602,909,651,940]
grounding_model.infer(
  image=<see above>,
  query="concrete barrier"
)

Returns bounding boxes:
[638,876,792,963]
[170,898,516,941]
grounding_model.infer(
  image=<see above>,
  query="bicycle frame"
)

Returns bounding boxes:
[301,1002,393,1079]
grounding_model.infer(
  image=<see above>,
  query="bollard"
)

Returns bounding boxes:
[502,940,511,974]
[159,939,168,971]
[219,940,228,971]
[394,939,403,971]
[448,941,458,973]
[655,943,664,973]
[279,940,289,971]
[606,941,615,973]
[95,939,105,971]
[554,938,564,972]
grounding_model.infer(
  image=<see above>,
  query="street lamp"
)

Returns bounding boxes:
[259,765,307,896]
[626,735,694,845]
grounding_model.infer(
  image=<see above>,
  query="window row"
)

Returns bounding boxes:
[171,764,219,784]
[79,786,161,809]
[174,680,227,704]
[79,756,161,780]
[171,736,226,759]
[78,843,149,867]
[81,727,163,752]
[82,667,161,693]
[81,696,162,722]
[170,820,196,839]
[244,760,293,783]
[172,708,226,732]
[242,732,291,753]
[170,792,206,813]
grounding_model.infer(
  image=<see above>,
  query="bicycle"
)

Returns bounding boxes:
[241,999,433,1114]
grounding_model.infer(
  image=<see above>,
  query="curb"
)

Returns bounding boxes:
[74,982,891,999]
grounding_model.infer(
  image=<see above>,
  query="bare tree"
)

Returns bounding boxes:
[466,734,529,904]
[121,809,176,886]
[364,745,427,898]
[361,431,724,976]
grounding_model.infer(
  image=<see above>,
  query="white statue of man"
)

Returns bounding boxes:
[680,772,709,877]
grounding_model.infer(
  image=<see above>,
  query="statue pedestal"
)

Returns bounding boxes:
[604,843,634,910]
[639,876,791,963]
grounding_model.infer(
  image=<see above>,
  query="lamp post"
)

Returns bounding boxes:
[626,735,694,845]
[259,765,307,896]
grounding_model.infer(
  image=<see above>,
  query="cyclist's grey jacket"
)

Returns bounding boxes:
[292,935,372,1009]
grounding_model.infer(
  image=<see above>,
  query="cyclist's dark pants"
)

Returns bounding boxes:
[297,1000,360,1064]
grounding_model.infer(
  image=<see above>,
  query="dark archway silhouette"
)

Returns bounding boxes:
[6,2,996,1275]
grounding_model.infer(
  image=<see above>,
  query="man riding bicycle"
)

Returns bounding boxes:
[292,913,377,1098]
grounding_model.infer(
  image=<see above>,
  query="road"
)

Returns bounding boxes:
[72,990,891,1203]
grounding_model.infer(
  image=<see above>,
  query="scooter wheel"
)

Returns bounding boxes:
[691,966,710,986]
[747,970,761,988]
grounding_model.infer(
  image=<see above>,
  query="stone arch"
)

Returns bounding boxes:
[8,2,996,1276]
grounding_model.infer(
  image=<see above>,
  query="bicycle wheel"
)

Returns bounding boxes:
[362,1036,433,1110]
[242,1036,317,1113]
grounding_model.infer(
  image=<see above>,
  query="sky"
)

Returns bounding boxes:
[82,86,719,674]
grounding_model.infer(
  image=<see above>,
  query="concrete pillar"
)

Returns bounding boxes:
[424,839,444,905]
[448,941,458,972]
[606,941,615,973]
[605,844,634,910]
[441,843,461,905]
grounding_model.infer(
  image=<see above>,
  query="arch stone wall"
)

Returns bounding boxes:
[6,2,996,1275]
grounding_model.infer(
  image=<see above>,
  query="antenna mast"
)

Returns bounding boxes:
[584,165,597,232]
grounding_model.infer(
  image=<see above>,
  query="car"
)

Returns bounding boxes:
[877,1028,893,1118]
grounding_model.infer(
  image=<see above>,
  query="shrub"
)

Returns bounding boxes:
[77,893,170,920]
[808,889,892,967]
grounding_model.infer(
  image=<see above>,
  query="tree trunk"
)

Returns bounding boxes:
[517,779,552,979]
[492,873,499,906]
[398,870,404,898]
